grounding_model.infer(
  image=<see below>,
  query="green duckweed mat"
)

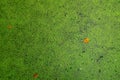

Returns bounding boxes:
[0,0,120,80]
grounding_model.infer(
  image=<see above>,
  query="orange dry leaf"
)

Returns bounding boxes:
[83,38,90,43]
[33,73,38,78]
